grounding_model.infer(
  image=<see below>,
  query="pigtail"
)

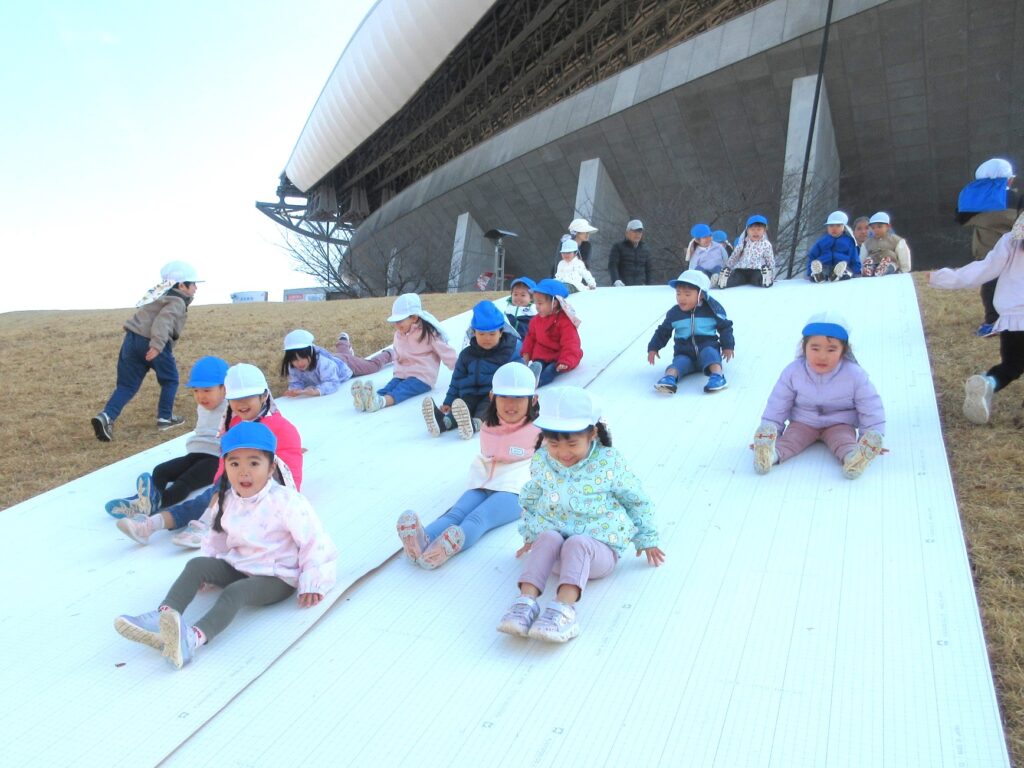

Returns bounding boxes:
[279,352,291,378]
[595,420,613,447]
[211,473,231,533]
[417,317,440,343]
[221,403,234,433]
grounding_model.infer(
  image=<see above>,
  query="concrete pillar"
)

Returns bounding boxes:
[777,75,840,277]
[574,157,630,286]
[448,212,490,292]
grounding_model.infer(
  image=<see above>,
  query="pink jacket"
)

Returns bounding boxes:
[201,481,337,595]
[392,326,457,387]
[468,420,541,493]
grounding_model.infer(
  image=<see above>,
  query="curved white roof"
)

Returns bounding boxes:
[284,0,497,193]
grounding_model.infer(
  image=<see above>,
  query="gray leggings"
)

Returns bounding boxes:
[162,557,295,641]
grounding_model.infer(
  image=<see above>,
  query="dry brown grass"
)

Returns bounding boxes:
[1,280,1022,760]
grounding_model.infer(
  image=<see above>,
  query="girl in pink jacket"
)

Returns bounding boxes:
[351,293,457,413]
[114,421,337,669]
[396,362,540,569]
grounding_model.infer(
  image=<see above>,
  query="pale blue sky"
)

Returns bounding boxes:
[0,1,377,311]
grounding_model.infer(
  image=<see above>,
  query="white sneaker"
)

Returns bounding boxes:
[116,514,153,545]
[528,601,580,643]
[842,430,884,479]
[496,596,540,637]
[171,519,208,548]
[963,374,995,425]
[351,381,368,411]
[831,260,850,281]
[809,260,825,283]
[753,422,778,475]
[450,398,475,440]
[422,397,443,437]
[396,510,427,562]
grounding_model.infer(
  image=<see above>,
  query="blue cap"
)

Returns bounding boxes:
[690,223,712,239]
[510,276,536,292]
[471,300,505,332]
[220,420,277,456]
[746,214,768,228]
[712,230,728,243]
[533,278,569,299]
[802,311,850,342]
[187,356,229,388]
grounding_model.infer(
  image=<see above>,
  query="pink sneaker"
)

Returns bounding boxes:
[396,511,427,562]
[418,525,465,570]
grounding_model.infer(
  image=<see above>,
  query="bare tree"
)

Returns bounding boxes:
[276,225,374,298]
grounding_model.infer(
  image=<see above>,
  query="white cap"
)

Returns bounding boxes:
[534,387,601,432]
[491,362,537,397]
[160,260,200,283]
[975,158,1014,180]
[387,293,422,322]
[626,219,644,231]
[868,211,891,225]
[668,269,710,294]
[825,211,848,226]
[568,217,598,234]
[283,329,315,350]
[224,363,269,399]
[559,239,579,254]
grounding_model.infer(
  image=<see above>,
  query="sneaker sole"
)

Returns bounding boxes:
[451,399,474,440]
[418,527,464,569]
[528,622,580,643]
[91,416,112,442]
[170,533,203,548]
[421,398,442,437]
[842,433,884,480]
[704,383,728,393]
[157,420,186,431]
[116,517,151,545]
[963,375,992,425]
[114,616,164,650]
[136,475,153,516]
[496,617,533,638]
[396,511,426,562]
[753,432,776,475]
[160,610,188,669]
[105,497,135,519]
[653,383,676,394]
[351,381,367,411]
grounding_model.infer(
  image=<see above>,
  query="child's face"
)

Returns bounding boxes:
[510,285,532,306]
[675,285,700,311]
[870,223,890,237]
[534,293,556,317]
[473,329,502,350]
[747,224,766,241]
[853,220,869,243]
[224,448,273,498]
[493,394,532,424]
[394,315,420,334]
[229,393,268,421]
[805,335,844,374]
[697,235,713,247]
[291,354,312,371]
[192,385,226,411]
[545,428,595,467]
[826,224,844,238]
[560,251,576,262]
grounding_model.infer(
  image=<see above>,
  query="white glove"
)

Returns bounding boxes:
[613,279,625,288]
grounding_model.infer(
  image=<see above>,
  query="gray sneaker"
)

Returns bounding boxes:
[156,415,186,431]
[91,412,113,442]
[497,595,540,637]
[528,601,580,643]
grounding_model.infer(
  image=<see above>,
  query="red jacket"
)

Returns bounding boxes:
[521,310,583,370]
[217,411,304,490]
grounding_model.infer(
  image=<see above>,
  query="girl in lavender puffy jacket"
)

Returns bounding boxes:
[752,312,886,479]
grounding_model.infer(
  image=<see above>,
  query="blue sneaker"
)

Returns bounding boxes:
[135,473,161,515]
[160,608,197,669]
[654,375,677,394]
[704,373,728,393]
[105,495,137,519]
[976,323,995,337]
[114,610,164,650]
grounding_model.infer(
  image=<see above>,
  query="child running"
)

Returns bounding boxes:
[91,261,200,441]
[279,329,353,397]
[496,387,664,643]
[114,421,337,669]
[685,223,727,283]
[520,278,583,387]
[752,312,885,479]
[351,293,457,413]
[105,356,229,519]
[423,301,519,439]
[555,239,598,293]
[805,211,860,282]
[718,215,776,288]
[115,363,304,546]
[503,277,538,339]
[930,211,1024,424]
[400,362,540,568]
[648,270,735,393]
[334,332,395,377]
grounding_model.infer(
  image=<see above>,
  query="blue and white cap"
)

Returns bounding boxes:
[220,420,277,456]
[802,311,850,341]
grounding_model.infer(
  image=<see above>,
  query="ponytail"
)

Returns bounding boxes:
[211,474,231,533]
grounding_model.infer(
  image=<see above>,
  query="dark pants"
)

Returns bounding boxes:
[162,557,294,641]
[153,453,219,508]
[722,268,766,288]
[981,279,999,325]
[103,331,179,420]
[988,331,1024,391]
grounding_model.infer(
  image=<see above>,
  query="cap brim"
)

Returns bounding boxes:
[534,415,594,432]
[492,386,535,397]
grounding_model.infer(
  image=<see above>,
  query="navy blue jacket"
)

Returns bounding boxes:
[444,331,520,406]
[647,295,735,358]
[806,232,861,275]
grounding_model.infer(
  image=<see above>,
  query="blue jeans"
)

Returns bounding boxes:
[534,361,561,387]
[425,489,521,549]
[669,345,722,378]
[378,376,431,404]
[167,485,216,529]
[103,331,179,420]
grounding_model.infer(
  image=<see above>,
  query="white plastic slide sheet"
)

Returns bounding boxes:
[0,278,1009,767]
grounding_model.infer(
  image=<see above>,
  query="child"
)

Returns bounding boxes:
[114,421,337,669]
[713,229,733,258]
[520,278,583,387]
[401,362,540,568]
[930,212,1024,424]
[91,261,201,441]
[334,332,395,377]
[503,277,537,338]
[805,211,860,282]
[718,215,775,288]
[555,239,598,293]
[648,270,735,394]
[105,356,229,519]
[496,387,664,643]
[279,329,353,397]
[351,293,457,413]
[860,212,912,276]
[115,363,304,546]
[685,223,727,283]
[423,301,520,439]
[752,312,885,479]
[852,216,870,248]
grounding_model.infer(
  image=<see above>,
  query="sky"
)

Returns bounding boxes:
[0,0,378,312]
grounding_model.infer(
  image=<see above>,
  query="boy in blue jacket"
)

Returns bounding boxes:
[647,270,735,394]
[423,301,519,439]
[806,211,860,282]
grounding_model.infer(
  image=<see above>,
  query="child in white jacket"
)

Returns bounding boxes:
[555,239,598,292]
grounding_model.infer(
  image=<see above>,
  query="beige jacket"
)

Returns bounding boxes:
[123,291,190,353]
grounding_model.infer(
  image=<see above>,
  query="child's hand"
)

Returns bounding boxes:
[556,363,569,372]
[298,592,323,608]
[647,350,659,365]
[280,389,297,398]
[145,347,159,362]
[722,349,734,362]
[637,546,666,567]
[515,541,533,558]
[303,387,319,397]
